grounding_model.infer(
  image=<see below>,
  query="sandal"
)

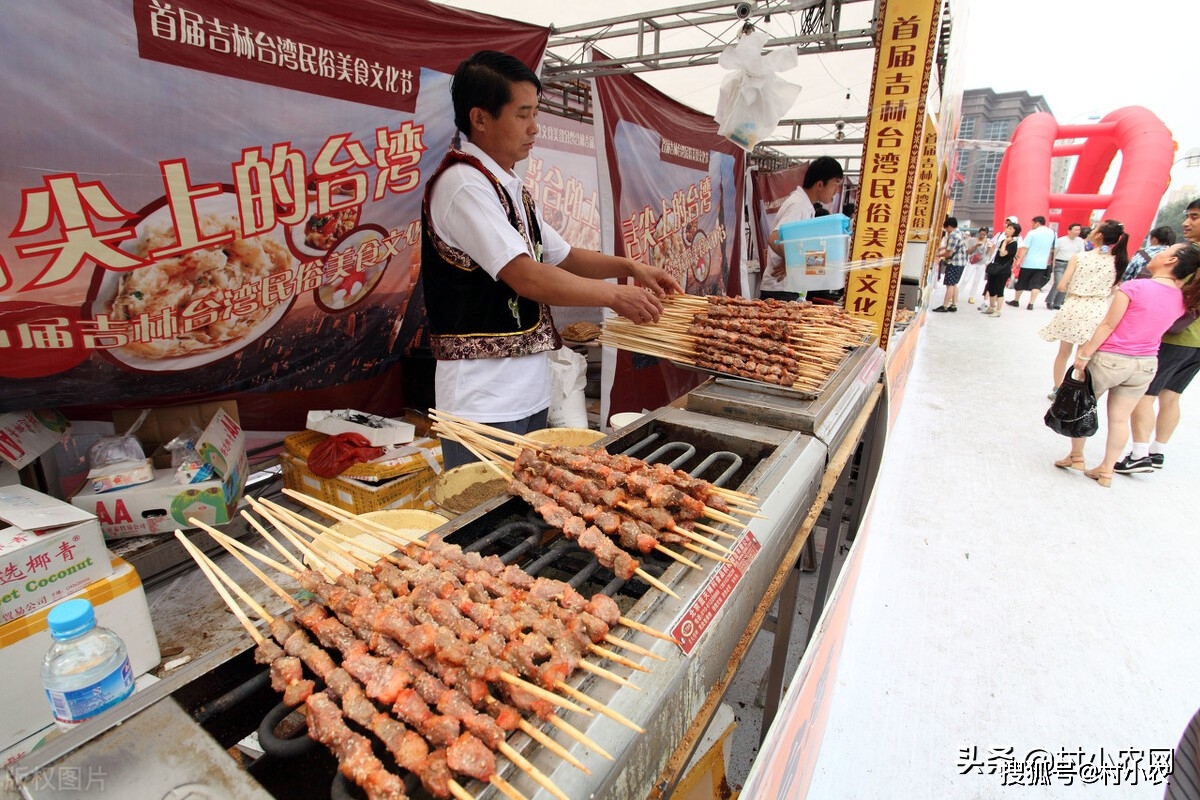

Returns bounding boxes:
[1083,467,1113,488]
[1054,455,1085,470]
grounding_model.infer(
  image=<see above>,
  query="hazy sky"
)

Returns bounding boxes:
[961,0,1197,161]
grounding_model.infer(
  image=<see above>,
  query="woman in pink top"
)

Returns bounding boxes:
[1054,242,1200,486]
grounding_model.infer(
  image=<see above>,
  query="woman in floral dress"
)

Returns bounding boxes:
[1039,220,1128,398]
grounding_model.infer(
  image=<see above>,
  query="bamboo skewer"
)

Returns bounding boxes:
[240,510,307,571]
[494,673,590,717]
[428,409,539,449]
[604,634,666,662]
[489,775,528,800]
[653,544,701,569]
[248,499,338,581]
[280,489,427,547]
[577,659,639,690]
[693,521,739,541]
[174,531,265,645]
[633,568,679,599]
[517,720,591,774]
[700,508,746,527]
[554,682,645,733]
[497,742,570,800]
[197,524,302,613]
[619,616,677,644]
[588,643,648,672]
[615,508,733,554]
[547,715,613,761]
[680,541,733,565]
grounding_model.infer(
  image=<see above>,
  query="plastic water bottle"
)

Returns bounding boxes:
[41,598,134,729]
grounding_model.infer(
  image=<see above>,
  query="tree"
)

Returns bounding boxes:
[1154,196,1192,243]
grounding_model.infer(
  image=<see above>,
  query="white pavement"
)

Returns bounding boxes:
[805,290,1200,798]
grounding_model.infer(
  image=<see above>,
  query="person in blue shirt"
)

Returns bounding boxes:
[1007,215,1057,309]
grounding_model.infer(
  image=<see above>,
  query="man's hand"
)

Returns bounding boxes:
[626,259,683,297]
[609,282,666,324]
[769,261,788,280]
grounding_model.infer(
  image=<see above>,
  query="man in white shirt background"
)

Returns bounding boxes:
[1044,222,1085,309]
[758,156,845,302]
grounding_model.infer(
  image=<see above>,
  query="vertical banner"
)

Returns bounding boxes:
[592,60,745,419]
[523,116,602,252]
[844,0,941,348]
[907,116,938,243]
[0,0,548,426]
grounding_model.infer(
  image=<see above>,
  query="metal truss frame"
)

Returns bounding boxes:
[536,0,882,163]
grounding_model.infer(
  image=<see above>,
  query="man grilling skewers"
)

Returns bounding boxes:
[421,51,681,468]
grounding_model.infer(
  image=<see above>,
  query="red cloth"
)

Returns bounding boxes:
[307,432,385,478]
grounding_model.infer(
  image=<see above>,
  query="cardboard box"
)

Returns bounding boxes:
[71,408,246,539]
[85,457,155,494]
[0,556,160,751]
[112,401,239,470]
[0,410,71,470]
[0,486,112,625]
[306,409,415,447]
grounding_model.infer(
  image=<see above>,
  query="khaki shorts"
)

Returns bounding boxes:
[1087,352,1158,399]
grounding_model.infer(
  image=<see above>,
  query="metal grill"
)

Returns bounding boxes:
[8,407,828,800]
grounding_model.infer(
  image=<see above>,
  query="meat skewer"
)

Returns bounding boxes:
[179,531,556,800]
[173,533,426,800]
[260,522,638,741]
[297,515,657,681]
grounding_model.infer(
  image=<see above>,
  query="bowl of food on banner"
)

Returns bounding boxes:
[87,188,298,372]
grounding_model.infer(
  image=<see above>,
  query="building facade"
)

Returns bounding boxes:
[950,89,1052,231]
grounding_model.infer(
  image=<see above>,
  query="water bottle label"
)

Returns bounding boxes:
[45,657,134,726]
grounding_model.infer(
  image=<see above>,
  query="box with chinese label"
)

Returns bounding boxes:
[306,409,416,447]
[0,486,112,625]
[70,407,246,539]
[0,410,71,470]
[0,556,159,752]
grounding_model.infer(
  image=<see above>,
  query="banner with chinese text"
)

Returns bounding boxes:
[844,0,940,349]
[592,60,745,419]
[907,116,938,243]
[0,0,548,424]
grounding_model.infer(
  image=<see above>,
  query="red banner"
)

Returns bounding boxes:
[592,56,745,418]
[0,0,548,425]
[751,165,809,272]
[522,116,602,252]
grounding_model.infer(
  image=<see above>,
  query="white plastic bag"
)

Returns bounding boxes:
[547,347,588,428]
[714,29,802,151]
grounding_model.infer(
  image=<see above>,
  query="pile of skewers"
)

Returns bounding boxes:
[177,491,679,800]
[429,410,764,599]
[600,294,876,392]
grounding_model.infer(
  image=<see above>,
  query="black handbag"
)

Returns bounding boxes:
[1044,367,1099,438]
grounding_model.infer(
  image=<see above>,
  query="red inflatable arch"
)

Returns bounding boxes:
[994,106,1174,247]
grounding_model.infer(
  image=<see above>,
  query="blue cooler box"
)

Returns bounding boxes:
[778,214,851,292]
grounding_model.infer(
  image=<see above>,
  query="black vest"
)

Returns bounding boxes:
[420,150,560,360]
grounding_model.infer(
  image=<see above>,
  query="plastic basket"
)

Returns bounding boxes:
[280,453,439,514]
[283,430,440,483]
